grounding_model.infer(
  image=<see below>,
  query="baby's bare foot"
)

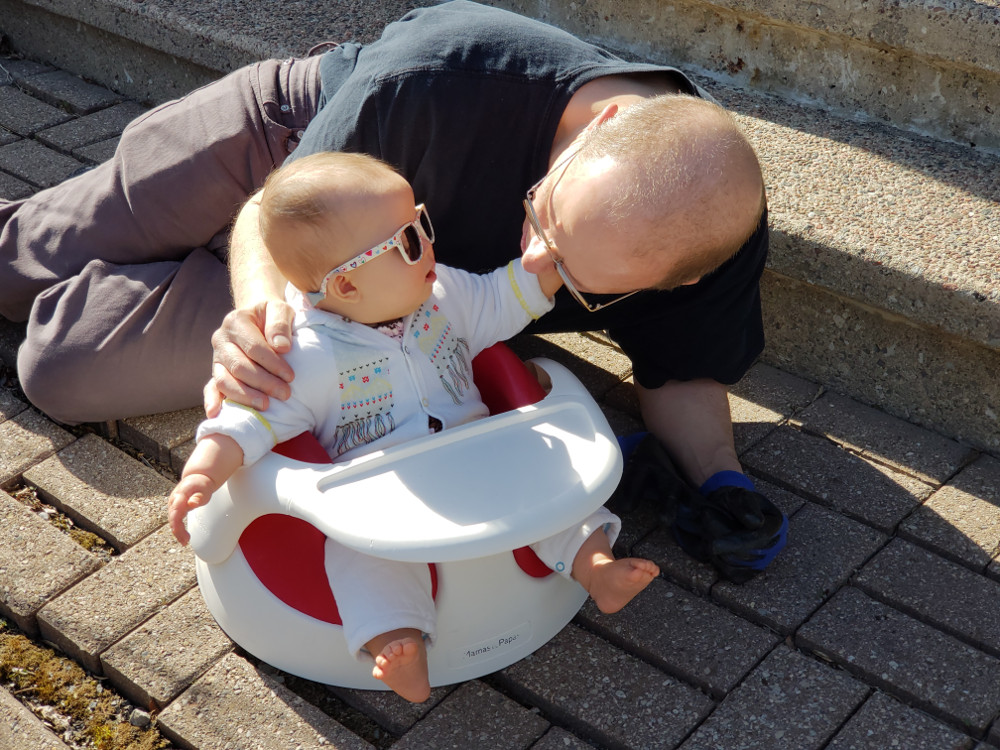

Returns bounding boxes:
[372,638,430,703]
[588,558,659,614]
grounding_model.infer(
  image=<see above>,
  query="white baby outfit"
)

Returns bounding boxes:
[197,261,619,658]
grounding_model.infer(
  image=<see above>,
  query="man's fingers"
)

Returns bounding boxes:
[209,304,293,407]
[232,325,294,383]
[210,362,271,411]
[214,316,292,384]
[263,300,295,354]
[203,379,224,418]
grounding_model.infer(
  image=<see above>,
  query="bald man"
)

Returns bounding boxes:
[0,1,786,579]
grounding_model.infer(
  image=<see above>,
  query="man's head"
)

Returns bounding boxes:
[521,95,765,299]
[259,152,438,323]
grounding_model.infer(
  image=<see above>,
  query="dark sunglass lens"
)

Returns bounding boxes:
[401,226,423,262]
[418,209,434,242]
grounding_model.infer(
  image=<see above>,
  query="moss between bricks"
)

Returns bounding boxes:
[0,620,170,750]
[9,485,116,562]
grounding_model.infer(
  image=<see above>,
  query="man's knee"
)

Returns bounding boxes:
[17,333,96,424]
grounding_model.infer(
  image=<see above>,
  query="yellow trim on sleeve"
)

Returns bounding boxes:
[507,261,541,320]
[223,399,279,446]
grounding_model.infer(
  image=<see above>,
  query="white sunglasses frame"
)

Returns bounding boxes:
[305,204,435,305]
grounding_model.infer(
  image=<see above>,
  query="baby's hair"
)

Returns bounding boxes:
[258,152,403,292]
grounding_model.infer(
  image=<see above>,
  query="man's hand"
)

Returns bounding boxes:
[204,300,295,417]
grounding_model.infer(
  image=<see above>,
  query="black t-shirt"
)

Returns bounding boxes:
[294,0,766,388]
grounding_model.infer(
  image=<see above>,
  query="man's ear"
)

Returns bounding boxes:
[585,103,618,134]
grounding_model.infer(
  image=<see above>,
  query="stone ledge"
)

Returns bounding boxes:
[491,0,1000,150]
[721,81,1000,354]
[11,0,422,77]
[6,0,1000,149]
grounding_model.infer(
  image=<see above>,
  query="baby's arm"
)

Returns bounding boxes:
[439,259,562,354]
[168,434,245,545]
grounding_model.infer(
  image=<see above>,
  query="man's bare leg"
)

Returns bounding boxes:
[367,628,430,703]
[571,530,659,614]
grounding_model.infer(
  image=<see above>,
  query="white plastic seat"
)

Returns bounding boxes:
[188,353,622,688]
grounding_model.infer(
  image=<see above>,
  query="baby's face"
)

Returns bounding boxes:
[318,183,437,323]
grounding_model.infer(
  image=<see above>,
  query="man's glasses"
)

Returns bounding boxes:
[305,204,435,305]
[523,152,640,313]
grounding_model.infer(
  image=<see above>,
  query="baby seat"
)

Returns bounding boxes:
[188,343,623,688]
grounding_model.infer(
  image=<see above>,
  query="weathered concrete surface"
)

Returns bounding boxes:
[99,586,235,709]
[2,0,998,453]
[157,653,374,750]
[23,433,173,551]
[35,526,196,674]
[1,26,1000,750]
[679,646,869,750]
[489,0,1000,151]
[0,686,72,750]
[0,490,101,634]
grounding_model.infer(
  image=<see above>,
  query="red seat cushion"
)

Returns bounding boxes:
[241,514,344,624]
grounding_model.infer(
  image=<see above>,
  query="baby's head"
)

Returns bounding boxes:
[258,152,437,323]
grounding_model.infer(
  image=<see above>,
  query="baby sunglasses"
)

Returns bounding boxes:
[305,204,435,305]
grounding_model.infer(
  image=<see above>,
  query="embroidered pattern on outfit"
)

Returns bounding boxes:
[333,355,395,456]
[410,302,471,405]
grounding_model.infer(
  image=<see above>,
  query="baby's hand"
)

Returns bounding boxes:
[168,474,218,546]
[536,265,564,299]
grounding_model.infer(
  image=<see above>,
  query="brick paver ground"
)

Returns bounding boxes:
[1,56,999,750]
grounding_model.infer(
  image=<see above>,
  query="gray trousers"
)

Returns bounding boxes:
[0,56,323,423]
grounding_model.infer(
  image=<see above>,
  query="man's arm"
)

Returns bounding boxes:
[204,192,296,416]
[635,378,740,487]
[229,191,286,308]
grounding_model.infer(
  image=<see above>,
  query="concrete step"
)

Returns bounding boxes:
[0,0,997,453]
[6,0,997,150]
[495,0,1000,153]
[715,79,1000,454]
[0,0,419,103]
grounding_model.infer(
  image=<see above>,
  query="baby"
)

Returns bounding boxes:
[168,152,659,702]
